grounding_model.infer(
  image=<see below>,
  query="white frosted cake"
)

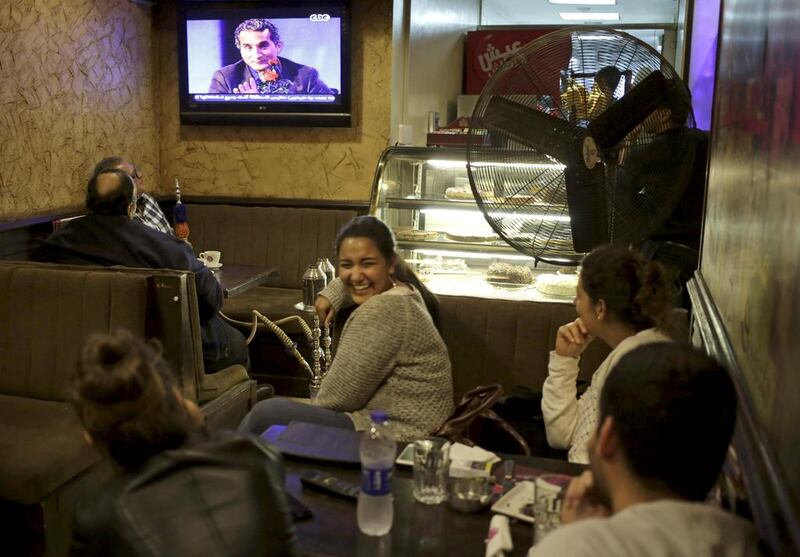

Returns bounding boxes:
[535,273,578,298]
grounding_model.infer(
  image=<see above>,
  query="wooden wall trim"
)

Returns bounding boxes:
[0,197,370,234]
[0,207,85,233]
[688,272,800,556]
[178,196,370,214]
[0,198,369,260]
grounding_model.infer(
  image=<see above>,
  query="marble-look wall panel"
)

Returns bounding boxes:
[0,0,158,221]
[156,0,392,201]
[702,0,800,506]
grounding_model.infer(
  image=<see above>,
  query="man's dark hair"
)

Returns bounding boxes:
[600,343,736,501]
[595,66,622,92]
[92,156,125,177]
[234,18,281,49]
[85,169,134,215]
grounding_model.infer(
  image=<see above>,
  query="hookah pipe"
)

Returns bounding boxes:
[220,310,332,397]
[220,261,334,396]
[173,178,190,241]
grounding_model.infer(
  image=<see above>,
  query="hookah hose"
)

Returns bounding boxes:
[220,310,314,378]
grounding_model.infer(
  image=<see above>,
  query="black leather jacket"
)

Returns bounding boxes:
[70,433,298,557]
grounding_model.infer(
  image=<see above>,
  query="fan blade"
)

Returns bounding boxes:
[565,163,608,252]
[483,96,578,163]
[588,70,670,151]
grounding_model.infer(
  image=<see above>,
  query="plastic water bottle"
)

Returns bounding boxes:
[357,410,396,536]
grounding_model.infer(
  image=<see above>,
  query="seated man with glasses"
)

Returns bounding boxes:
[93,156,173,236]
[31,168,249,373]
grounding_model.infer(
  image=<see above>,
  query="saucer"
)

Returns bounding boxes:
[198,258,222,270]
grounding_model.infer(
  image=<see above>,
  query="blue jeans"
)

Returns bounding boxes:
[238,397,355,435]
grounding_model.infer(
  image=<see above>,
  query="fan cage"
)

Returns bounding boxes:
[467,27,696,264]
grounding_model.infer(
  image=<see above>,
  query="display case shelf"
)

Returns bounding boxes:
[396,239,519,254]
[384,196,565,215]
[384,197,479,210]
[369,146,573,302]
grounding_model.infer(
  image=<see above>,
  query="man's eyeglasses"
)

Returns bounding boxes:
[131,168,143,181]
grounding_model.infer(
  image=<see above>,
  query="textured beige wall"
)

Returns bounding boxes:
[0,0,158,221]
[156,0,392,201]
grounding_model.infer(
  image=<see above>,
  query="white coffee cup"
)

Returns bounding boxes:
[199,250,221,266]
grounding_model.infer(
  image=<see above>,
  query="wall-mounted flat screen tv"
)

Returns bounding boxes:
[177,0,351,127]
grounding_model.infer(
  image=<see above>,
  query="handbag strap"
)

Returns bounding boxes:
[434,384,531,456]
[480,409,531,456]
[442,384,504,430]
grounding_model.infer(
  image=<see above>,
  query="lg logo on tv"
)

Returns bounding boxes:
[309,13,331,22]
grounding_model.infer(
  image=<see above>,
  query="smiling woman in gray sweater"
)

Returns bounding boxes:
[239,216,453,442]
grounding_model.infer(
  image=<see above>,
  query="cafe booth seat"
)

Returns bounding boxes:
[0,261,256,556]
[186,204,357,324]
[437,294,611,397]
[438,297,688,396]
[185,204,357,393]
[437,299,691,456]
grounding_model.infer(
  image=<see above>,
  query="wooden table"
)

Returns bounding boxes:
[285,455,585,557]
[211,264,278,298]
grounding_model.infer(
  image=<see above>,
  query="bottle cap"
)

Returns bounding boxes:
[370,410,389,423]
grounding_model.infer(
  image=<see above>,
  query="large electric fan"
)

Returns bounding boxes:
[467,28,698,264]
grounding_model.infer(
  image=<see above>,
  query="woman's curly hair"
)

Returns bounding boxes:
[581,244,676,331]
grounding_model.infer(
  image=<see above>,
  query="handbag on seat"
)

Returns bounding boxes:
[434,384,531,456]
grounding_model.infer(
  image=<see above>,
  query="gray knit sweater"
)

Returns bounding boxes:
[315,279,454,442]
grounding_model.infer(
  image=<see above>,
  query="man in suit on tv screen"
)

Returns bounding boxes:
[209,18,333,95]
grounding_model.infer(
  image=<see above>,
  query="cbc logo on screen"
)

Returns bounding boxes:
[310,13,331,22]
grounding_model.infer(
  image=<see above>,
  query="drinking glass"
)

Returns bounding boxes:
[532,474,569,544]
[412,437,450,504]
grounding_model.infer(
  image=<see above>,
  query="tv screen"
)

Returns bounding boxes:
[177,0,351,127]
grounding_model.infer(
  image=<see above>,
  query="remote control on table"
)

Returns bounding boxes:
[300,471,360,501]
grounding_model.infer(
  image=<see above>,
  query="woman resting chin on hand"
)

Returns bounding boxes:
[541,244,676,464]
[238,216,454,443]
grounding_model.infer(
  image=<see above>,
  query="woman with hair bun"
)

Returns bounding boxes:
[70,330,296,557]
[542,244,676,464]
[239,216,453,442]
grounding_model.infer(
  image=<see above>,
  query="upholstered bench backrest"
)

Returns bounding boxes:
[438,295,611,397]
[186,205,357,289]
[0,264,148,402]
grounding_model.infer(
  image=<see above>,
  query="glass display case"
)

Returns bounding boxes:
[369,146,577,302]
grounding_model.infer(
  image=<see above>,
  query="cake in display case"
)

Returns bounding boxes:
[369,146,578,302]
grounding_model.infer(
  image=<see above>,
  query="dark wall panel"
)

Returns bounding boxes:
[701,0,800,534]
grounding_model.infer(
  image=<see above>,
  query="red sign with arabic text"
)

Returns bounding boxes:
[465,29,565,94]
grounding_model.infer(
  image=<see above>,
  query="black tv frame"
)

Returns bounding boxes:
[176,0,352,127]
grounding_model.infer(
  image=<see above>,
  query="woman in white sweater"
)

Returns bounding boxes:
[542,244,675,463]
[239,216,453,442]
